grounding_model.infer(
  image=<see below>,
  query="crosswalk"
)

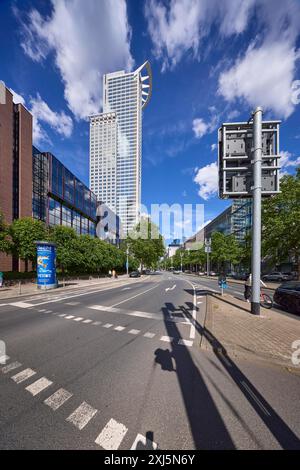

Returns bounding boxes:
[1,357,158,450]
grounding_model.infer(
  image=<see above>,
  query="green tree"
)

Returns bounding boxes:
[262,169,300,277]
[126,218,165,269]
[9,217,48,271]
[49,225,79,273]
[211,232,243,271]
[0,211,12,255]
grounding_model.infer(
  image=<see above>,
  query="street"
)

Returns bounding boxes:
[0,272,300,450]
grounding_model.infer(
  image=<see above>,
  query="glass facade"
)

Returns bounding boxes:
[90,62,152,236]
[33,151,97,236]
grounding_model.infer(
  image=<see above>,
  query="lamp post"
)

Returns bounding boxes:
[126,247,129,276]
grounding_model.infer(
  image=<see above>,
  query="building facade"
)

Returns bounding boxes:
[167,239,182,258]
[96,203,120,245]
[33,150,97,236]
[90,61,152,236]
[0,83,33,271]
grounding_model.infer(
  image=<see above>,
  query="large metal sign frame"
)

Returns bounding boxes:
[218,120,281,199]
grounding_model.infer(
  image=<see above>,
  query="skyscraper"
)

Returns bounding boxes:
[90,61,152,236]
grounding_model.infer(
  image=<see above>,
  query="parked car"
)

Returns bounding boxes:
[129,271,141,278]
[173,270,181,274]
[142,269,151,275]
[232,272,248,281]
[262,272,291,282]
[273,282,300,314]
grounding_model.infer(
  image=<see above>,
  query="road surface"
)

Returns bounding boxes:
[0,272,299,450]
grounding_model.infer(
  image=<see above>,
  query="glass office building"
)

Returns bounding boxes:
[90,62,152,236]
[33,150,97,236]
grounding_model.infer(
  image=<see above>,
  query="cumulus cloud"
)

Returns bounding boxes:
[30,94,73,145]
[280,150,300,168]
[192,110,219,139]
[193,162,218,200]
[145,0,255,71]
[15,0,134,120]
[9,88,26,106]
[211,143,217,152]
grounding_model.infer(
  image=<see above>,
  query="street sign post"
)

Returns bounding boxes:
[205,238,211,276]
[218,109,281,315]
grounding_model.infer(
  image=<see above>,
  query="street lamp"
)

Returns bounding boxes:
[126,247,129,276]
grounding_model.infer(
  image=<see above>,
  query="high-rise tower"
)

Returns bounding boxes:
[90,61,152,236]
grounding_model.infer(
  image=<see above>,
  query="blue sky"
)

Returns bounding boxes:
[1,0,300,241]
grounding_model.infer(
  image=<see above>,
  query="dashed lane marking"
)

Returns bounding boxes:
[2,361,22,374]
[44,388,73,410]
[128,329,140,335]
[66,401,97,430]
[92,321,102,326]
[103,323,113,328]
[65,302,80,306]
[131,433,158,450]
[143,332,156,339]
[59,313,67,317]
[25,377,53,396]
[9,302,34,308]
[73,317,84,322]
[82,319,93,324]
[178,339,193,347]
[114,326,125,331]
[160,336,173,343]
[65,315,75,319]
[95,418,128,450]
[11,368,36,384]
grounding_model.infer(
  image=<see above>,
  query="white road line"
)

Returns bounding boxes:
[92,321,102,325]
[184,279,197,339]
[165,284,176,292]
[82,319,93,324]
[73,317,84,322]
[11,368,36,384]
[0,355,10,365]
[9,302,34,308]
[0,304,8,307]
[2,361,22,374]
[95,418,128,450]
[103,323,113,328]
[38,309,46,312]
[128,329,140,335]
[114,326,125,331]
[66,401,97,430]
[121,287,131,291]
[44,388,73,410]
[160,336,173,343]
[110,283,159,308]
[65,315,75,320]
[65,302,80,306]
[178,339,193,347]
[130,433,158,450]
[25,377,53,396]
[197,301,203,304]
[89,304,180,323]
[144,332,155,339]
[59,313,67,317]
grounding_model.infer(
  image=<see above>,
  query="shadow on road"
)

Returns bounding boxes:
[179,292,300,450]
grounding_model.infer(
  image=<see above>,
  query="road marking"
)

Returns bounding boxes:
[128,329,140,335]
[0,303,7,307]
[73,317,84,322]
[82,319,93,324]
[144,332,155,339]
[165,284,176,292]
[65,315,75,319]
[121,287,131,291]
[66,401,97,430]
[95,418,128,450]
[88,304,184,323]
[103,323,113,328]
[114,326,125,331]
[2,361,22,374]
[44,388,73,410]
[110,283,159,308]
[59,313,67,317]
[131,433,158,450]
[234,290,243,295]
[25,377,53,396]
[160,336,173,343]
[45,310,52,313]
[9,302,34,308]
[92,321,102,325]
[65,302,80,306]
[178,339,193,347]
[11,368,36,384]
[197,301,203,304]
[38,309,46,312]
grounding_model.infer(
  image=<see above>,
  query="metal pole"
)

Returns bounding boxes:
[251,107,263,315]
[126,248,129,275]
[207,251,210,276]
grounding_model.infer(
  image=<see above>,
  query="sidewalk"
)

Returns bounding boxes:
[0,274,131,300]
[200,293,300,370]
[197,274,280,291]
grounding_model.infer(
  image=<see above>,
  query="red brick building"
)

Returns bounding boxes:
[0,84,33,271]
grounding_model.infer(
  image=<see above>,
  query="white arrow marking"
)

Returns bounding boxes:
[165,284,176,292]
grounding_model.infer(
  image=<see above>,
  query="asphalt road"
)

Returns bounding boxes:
[0,272,300,450]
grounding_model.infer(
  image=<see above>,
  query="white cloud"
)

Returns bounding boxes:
[15,0,134,120]
[280,150,300,168]
[9,88,26,105]
[192,112,219,139]
[30,94,73,145]
[193,162,218,200]
[218,40,299,119]
[211,143,217,152]
[145,0,255,71]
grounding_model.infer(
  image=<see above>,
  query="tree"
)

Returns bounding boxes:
[9,217,48,271]
[0,211,12,255]
[211,232,243,271]
[49,225,80,273]
[262,169,300,278]
[126,218,165,269]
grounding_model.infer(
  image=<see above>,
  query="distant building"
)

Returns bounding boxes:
[0,84,33,271]
[96,202,121,245]
[168,239,182,258]
[90,62,152,236]
[32,150,97,236]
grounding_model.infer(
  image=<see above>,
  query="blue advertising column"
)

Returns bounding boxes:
[35,241,57,290]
